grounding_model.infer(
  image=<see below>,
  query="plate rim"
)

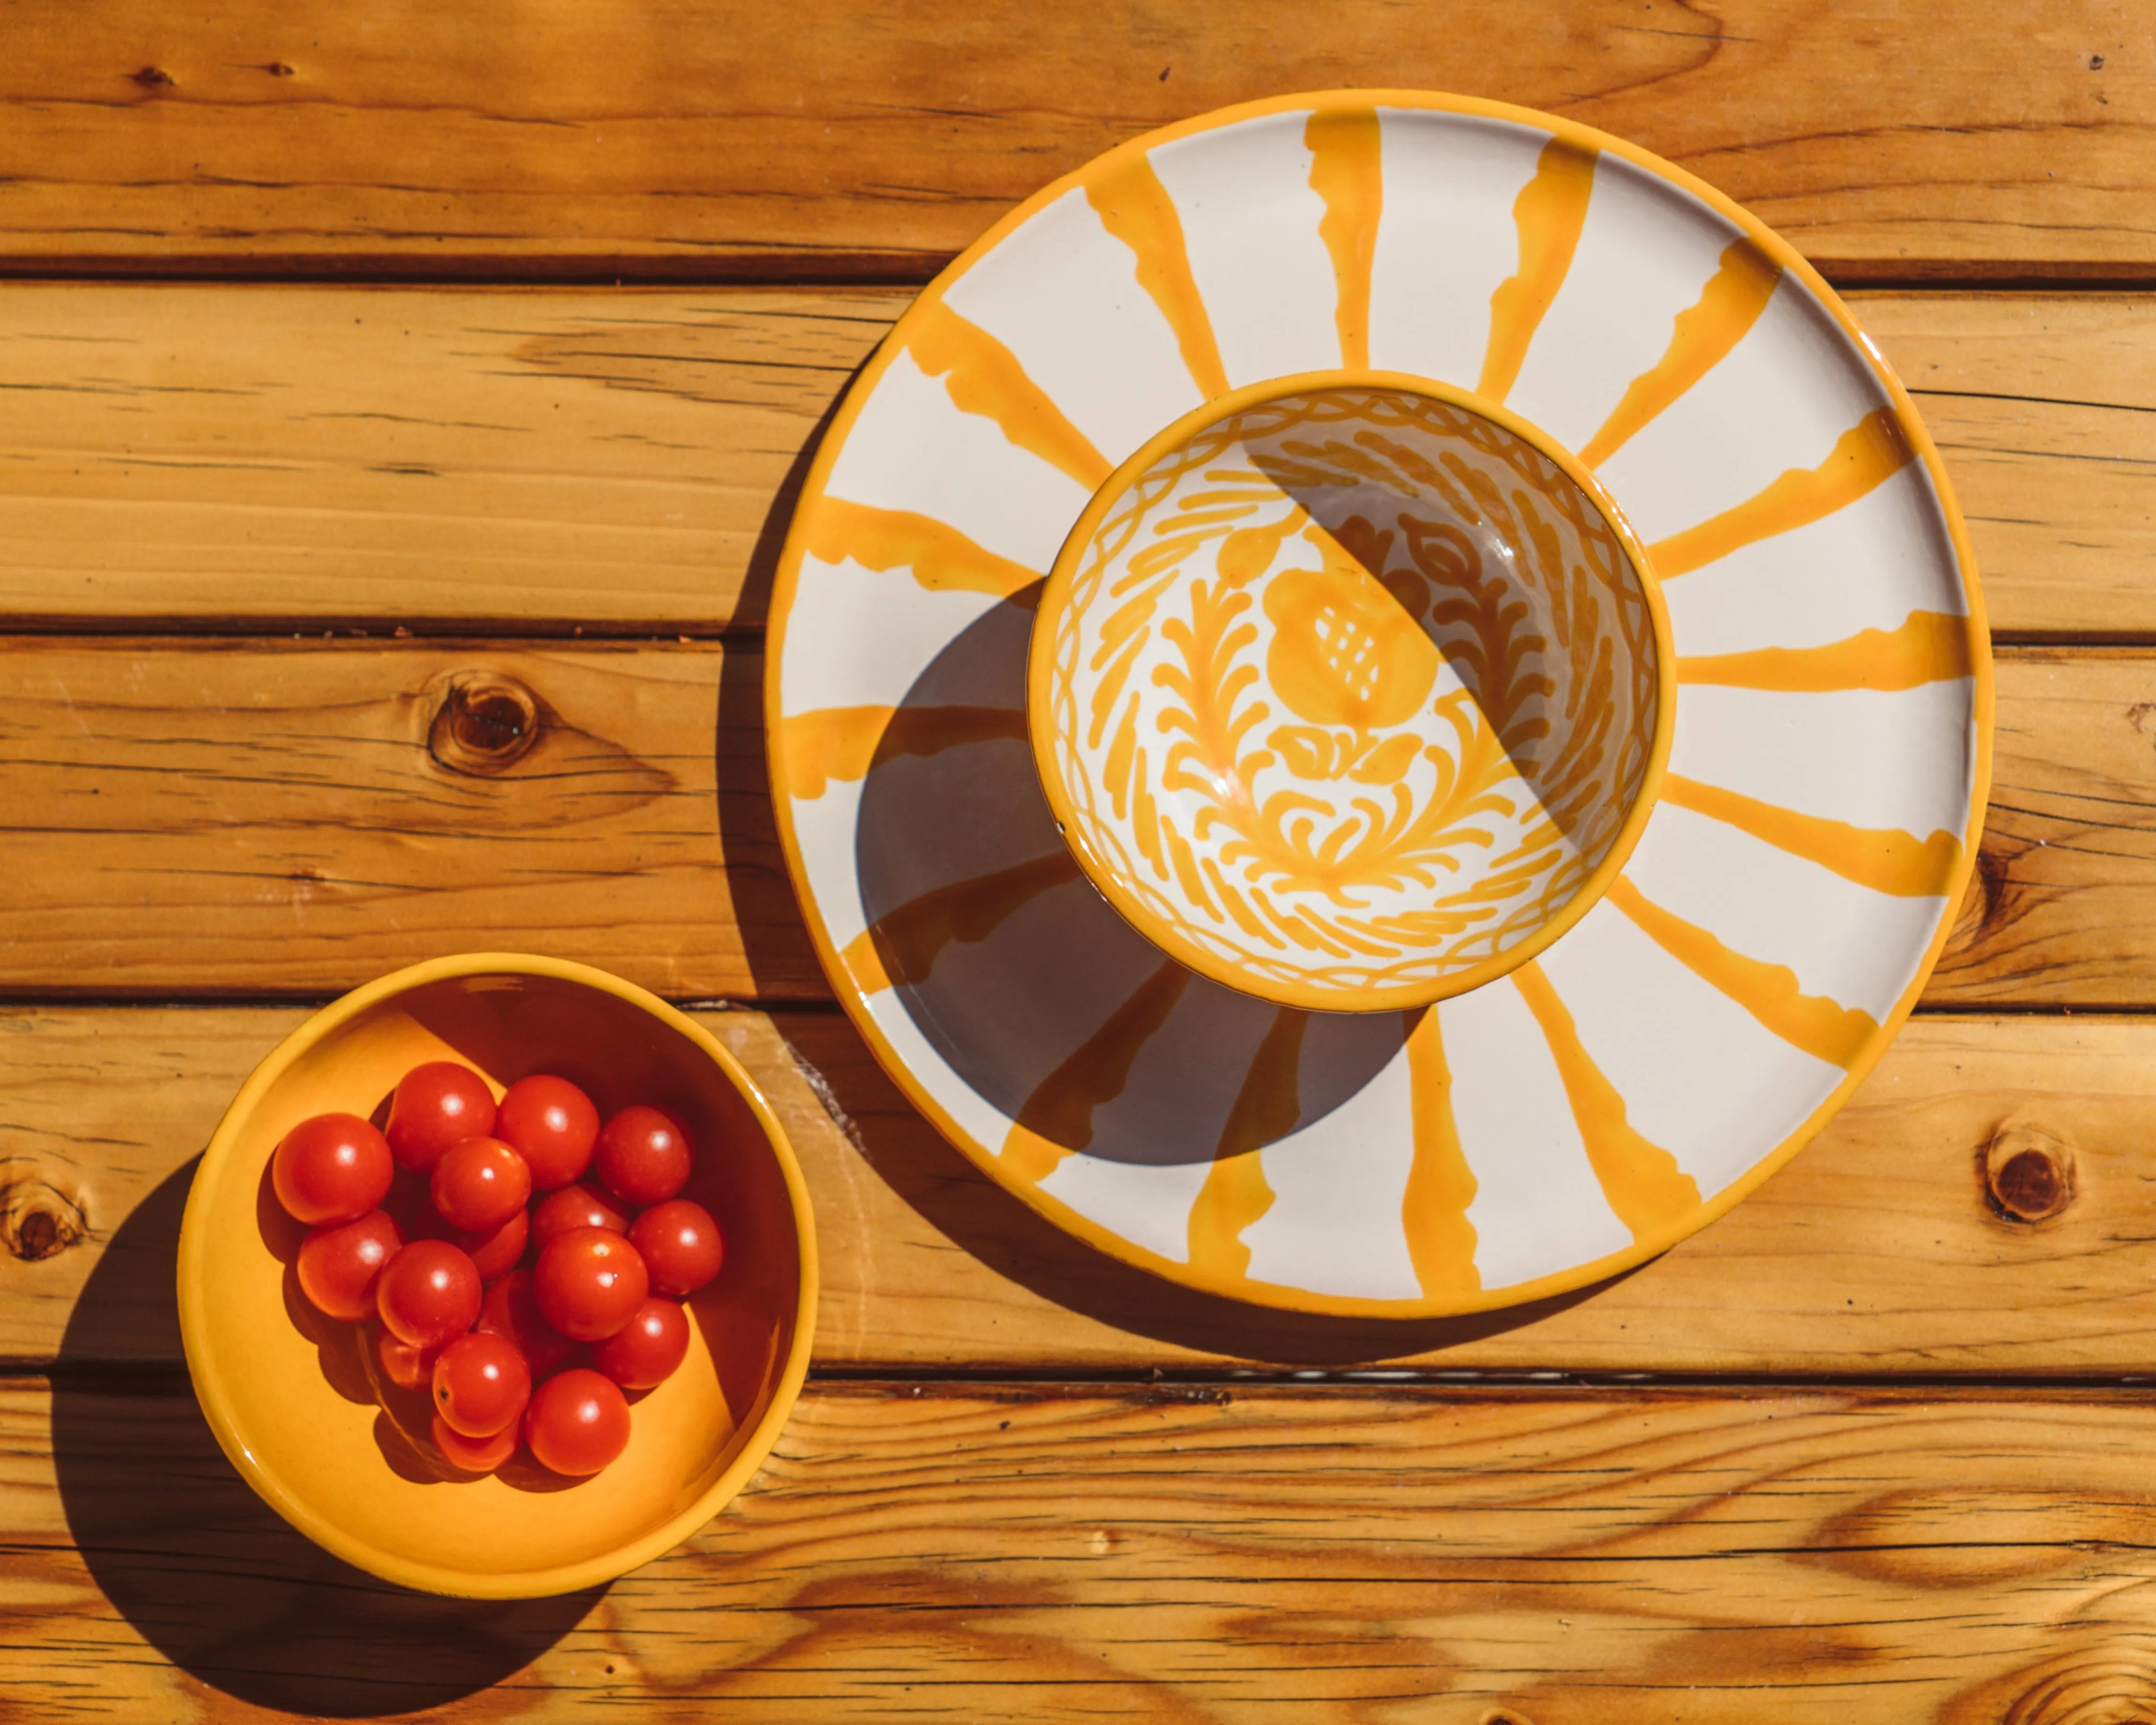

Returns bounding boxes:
[764,86,1994,1322]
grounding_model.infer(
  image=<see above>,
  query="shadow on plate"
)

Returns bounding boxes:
[52,1158,599,1718]
[724,392,1634,1365]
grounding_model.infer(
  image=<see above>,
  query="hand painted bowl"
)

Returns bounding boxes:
[1031,371,1674,1011]
[177,953,817,1599]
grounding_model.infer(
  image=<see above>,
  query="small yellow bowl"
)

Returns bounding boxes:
[178,953,818,1599]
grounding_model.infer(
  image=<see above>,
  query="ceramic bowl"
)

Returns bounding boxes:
[1031,371,1673,1012]
[177,953,817,1599]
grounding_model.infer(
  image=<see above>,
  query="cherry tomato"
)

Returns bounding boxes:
[375,1326,440,1394]
[524,1368,631,1476]
[531,1181,631,1253]
[455,1205,528,1282]
[431,1412,518,1474]
[533,1226,650,1341]
[385,1062,497,1174]
[430,1136,531,1231]
[627,1199,724,1297]
[591,1296,690,1390]
[273,1113,393,1225]
[477,1268,577,1377]
[376,1239,482,1348]
[593,1105,692,1207]
[296,1210,403,1321]
[431,1330,533,1437]
[496,1075,600,1191]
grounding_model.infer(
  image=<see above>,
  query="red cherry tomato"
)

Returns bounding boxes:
[530,1181,631,1253]
[296,1210,403,1321]
[432,1412,518,1474]
[591,1296,690,1390]
[524,1368,631,1476]
[376,1326,440,1393]
[533,1226,649,1341]
[593,1105,691,1207]
[385,1062,497,1174]
[430,1136,531,1231]
[627,1199,724,1297]
[456,1205,528,1282]
[273,1113,393,1226]
[431,1331,533,1437]
[496,1075,600,1191]
[477,1268,577,1377]
[375,1239,482,1348]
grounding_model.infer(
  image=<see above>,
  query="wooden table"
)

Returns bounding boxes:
[5,5,2156,1717]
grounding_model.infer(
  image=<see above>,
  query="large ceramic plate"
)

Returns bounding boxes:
[767,90,1990,1317]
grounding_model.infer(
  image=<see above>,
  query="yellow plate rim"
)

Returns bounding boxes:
[764,87,1993,1323]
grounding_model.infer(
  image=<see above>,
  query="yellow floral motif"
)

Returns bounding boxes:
[1049,389,1659,998]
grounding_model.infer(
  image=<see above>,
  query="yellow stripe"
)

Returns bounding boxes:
[1650,408,1914,578]
[1186,1009,1306,1280]
[1086,153,1231,400]
[800,496,1040,600]
[1661,774,1963,899]
[1305,106,1383,372]
[1677,610,1973,693]
[905,300,1111,490]
[779,704,1028,800]
[1000,961,1191,1185]
[1607,877,1879,1070]
[1401,1008,1480,1298]
[1578,238,1781,470]
[838,851,1082,996]
[1512,962,1699,1240]
[1477,137,1598,407]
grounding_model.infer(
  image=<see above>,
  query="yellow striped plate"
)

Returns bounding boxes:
[766,90,1990,1318]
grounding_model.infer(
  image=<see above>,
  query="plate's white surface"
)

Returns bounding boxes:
[767,91,1989,1317]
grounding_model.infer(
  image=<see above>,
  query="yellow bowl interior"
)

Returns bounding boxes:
[178,955,816,1598]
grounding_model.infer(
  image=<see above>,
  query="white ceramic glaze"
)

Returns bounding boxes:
[1030,375,1671,1012]
[765,90,1990,1318]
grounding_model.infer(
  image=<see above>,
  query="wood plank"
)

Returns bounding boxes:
[1,2,2152,279]
[12,1004,2156,1376]
[0,636,2142,1006]
[2,286,2155,638]
[0,636,826,1000]
[0,284,889,633]
[13,1376,2156,1719]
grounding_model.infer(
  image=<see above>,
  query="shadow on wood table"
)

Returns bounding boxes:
[51,1159,598,1717]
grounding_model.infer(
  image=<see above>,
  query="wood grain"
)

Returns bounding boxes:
[15,1376,2156,1720]
[3,286,2156,638]
[0,635,825,1000]
[0,635,2141,1005]
[1,2,2152,279]
[0,284,887,633]
[8,1004,2156,1376]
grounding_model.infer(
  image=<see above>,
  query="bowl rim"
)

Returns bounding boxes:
[176,951,821,1599]
[1026,367,1679,1013]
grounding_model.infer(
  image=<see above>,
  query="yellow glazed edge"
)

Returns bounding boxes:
[1024,366,1678,1015]
[175,951,822,1599]
[764,87,1994,1323]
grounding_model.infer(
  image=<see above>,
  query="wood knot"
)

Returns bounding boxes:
[130,65,175,88]
[1983,1123,2075,1223]
[429,672,542,775]
[1,1179,88,1261]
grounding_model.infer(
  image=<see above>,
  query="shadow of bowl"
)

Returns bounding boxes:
[52,1156,602,1717]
